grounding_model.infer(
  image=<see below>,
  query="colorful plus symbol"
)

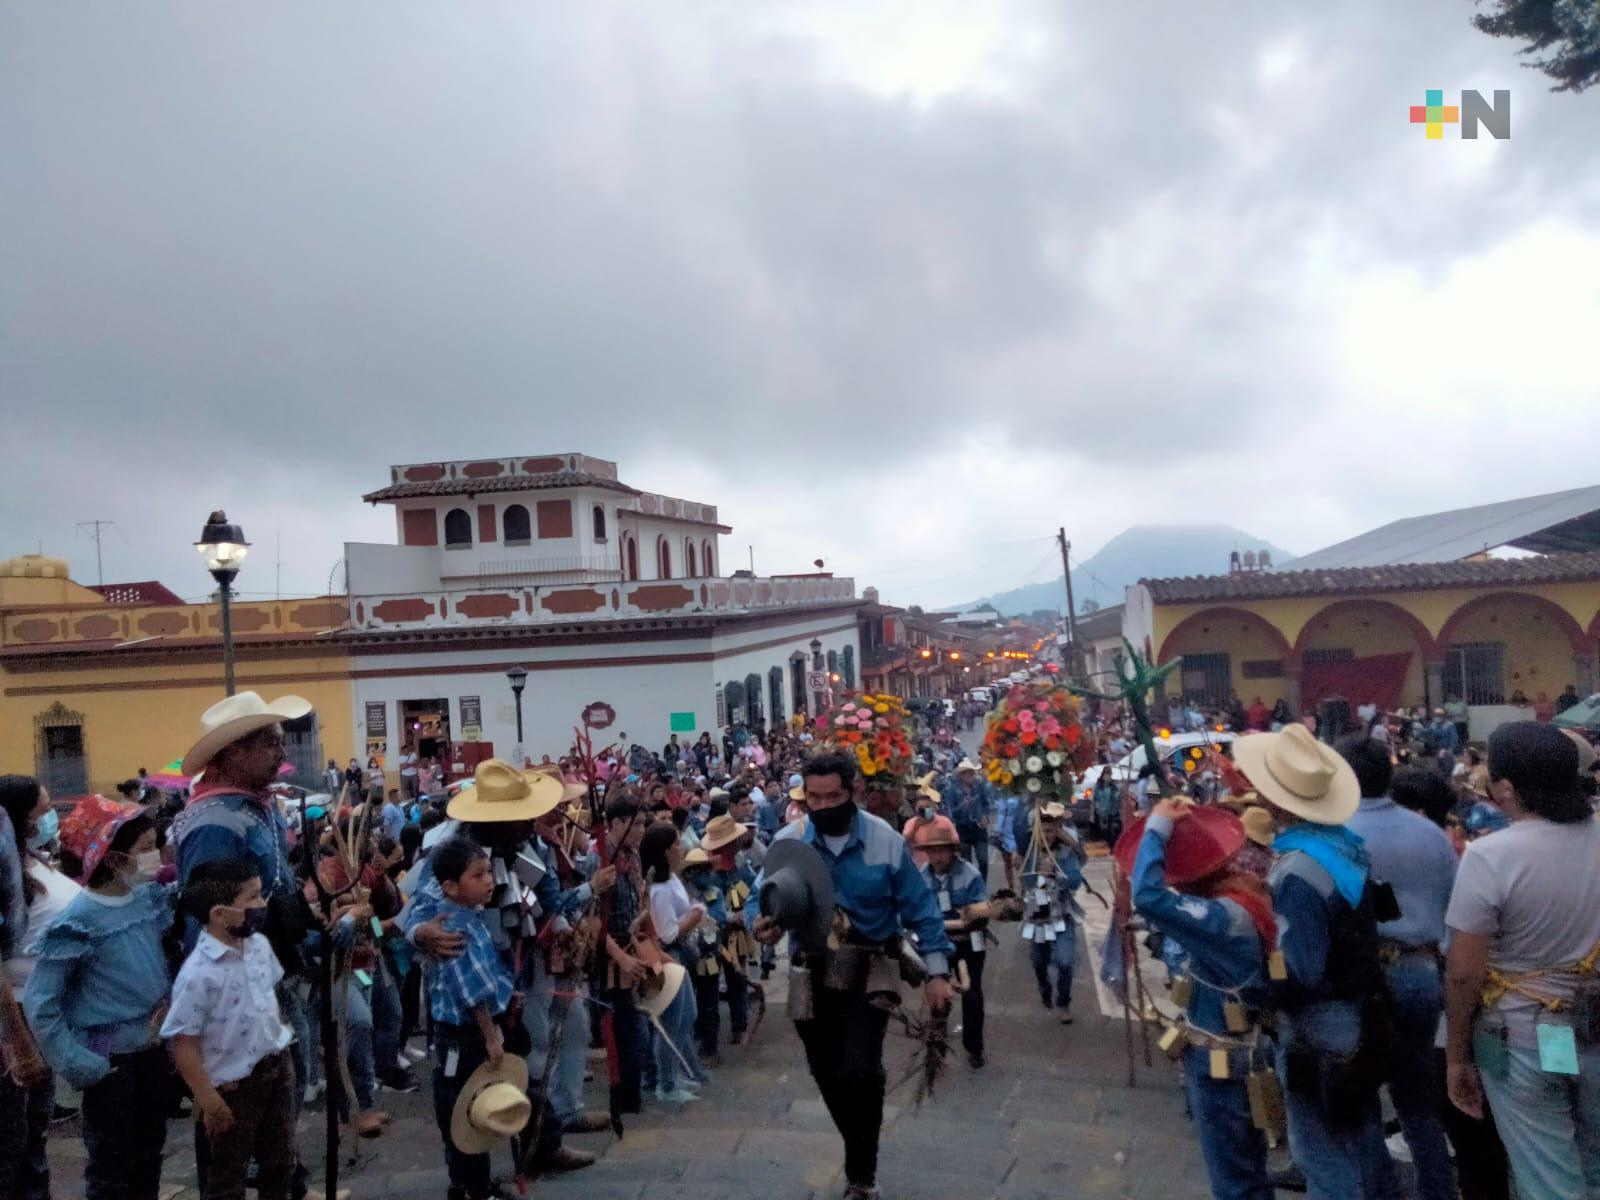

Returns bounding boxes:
[1410,89,1460,140]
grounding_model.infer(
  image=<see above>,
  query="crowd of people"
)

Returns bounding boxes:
[4,676,1600,1200]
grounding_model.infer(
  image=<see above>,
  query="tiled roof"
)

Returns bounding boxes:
[1142,551,1600,604]
[363,471,639,503]
[89,581,185,605]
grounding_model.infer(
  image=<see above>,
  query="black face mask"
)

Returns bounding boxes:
[809,800,857,836]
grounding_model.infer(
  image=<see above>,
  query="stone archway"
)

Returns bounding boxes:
[1293,598,1439,712]
[1158,606,1295,709]
[1439,591,1589,705]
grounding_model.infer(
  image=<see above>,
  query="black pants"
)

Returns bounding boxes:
[956,948,986,1059]
[0,1064,52,1200]
[602,988,648,1114]
[82,1044,170,1200]
[431,1023,561,1194]
[692,969,722,1057]
[795,986,891,1187]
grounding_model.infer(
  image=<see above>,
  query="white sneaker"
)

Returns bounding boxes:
[1385,1131,1413,1164]
[303,1079,326,1105]
[395,1054,413,1071]
[403,1046,427,1063]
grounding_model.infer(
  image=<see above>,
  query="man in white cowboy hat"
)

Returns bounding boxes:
[942,758,996,882]
[698,814,759,1054]
[399,759,601,1171]
[171,690,354,1200]
[1234,724,1391,1200]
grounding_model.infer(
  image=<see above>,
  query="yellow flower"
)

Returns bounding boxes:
[873,703,889,714]
[862,761,878,776]
[999,770,1014,786]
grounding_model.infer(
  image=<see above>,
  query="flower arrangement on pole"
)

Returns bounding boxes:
[819,691,916,788]
[980,678,1093,800]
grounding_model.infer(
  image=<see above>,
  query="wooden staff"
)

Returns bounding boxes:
[0,975,48,1087]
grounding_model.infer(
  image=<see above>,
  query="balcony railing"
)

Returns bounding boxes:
[465,556,625,588]
[350,575,856,632]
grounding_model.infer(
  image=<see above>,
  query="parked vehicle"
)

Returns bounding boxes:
[1071,730,1239,824]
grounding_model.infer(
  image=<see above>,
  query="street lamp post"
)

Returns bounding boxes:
[506,666,528,761]
[196,510,250,696]
[809,638,824,715]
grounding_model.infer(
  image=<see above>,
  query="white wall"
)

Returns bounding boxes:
[346,541,441,596]
[1123,585,1155,658]
[350,607,853,764]
[709,614,860,724]
[617,516,720,581]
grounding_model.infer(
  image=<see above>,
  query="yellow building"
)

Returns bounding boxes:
[1124,552,1600,734]
[0,555,353,796]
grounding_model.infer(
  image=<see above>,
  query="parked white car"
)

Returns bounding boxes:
[1074,730,1239,816]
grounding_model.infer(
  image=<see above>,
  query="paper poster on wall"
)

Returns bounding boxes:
[460,695,483,741]
[365,701,388,738]
[669,711,697,734]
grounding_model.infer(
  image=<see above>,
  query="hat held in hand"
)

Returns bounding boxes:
[450,1055,531,1155]
[759,838,835,953]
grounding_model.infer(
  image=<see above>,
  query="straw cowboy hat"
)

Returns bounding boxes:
[1233,725,1359,826]
[913,823,960,851]
[955,758,980,774]
[635,960,689,1020]
[700,813,746,853]
[683,846,711,868]
[448,759,564,824]
[449,1055,531,1155]
[788,773,806,802]
[1239,805,1277,849]
[759,838,835,953]
[1113,807,1246,886]
[1039,801,1068,820]
[181,691,312,776]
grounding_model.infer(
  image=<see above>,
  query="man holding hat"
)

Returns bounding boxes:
[1444,722,1600,1199]
[700,814,757,1052]
[754,751,954,1200]
[1119,796,1276,1200]
[1234,724,1391,1200]
[916,823,990,1068]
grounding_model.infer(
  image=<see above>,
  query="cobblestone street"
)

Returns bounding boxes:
[46,851,1232,1200]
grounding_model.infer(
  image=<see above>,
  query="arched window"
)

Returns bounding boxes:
[444,508,472,547]
[592,505,607,542]
[624,535,639,581]
[842,645,856,689]
[702,540,715,577]
[686,539,698,578]
[768,666,786,725]
[657,537,672,580]
[744,673,764,728]
[503,504,531,544]
[826,649,838,677]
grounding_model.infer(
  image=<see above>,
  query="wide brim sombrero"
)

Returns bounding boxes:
[449,1054,530,1155]
[1113,807,1246,886]
[448,759,564,823]
[1232,725,1359,826]
[181,691,313,776]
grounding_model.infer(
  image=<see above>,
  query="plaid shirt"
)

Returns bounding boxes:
[427,899,514,1026]
[606,849,640,944]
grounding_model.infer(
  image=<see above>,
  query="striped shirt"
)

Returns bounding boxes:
[426,899,514,1026]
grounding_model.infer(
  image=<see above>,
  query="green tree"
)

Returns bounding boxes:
[1079,597,1101,615]
[1471,0,1600,91]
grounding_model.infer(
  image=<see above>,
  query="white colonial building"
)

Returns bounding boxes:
[344,453,861,768]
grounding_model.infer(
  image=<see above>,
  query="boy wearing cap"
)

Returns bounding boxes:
[1029,804,1085,1021]
[1444,722,1600,1199]
[917,825,990,1068]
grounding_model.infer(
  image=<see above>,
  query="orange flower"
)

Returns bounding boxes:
[1020,730,1038,746]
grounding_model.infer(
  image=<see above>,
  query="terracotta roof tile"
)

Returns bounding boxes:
[1142,551,1600,604]
[363,471,639,503]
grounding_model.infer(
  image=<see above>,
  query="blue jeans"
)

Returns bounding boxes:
[1478,1024,1600,1199]
[652,981,702,1093]
[370,958,403,1075]
[1182,1049,1272,1200]
[1277,1002,1397,1200]
[1379,954,1457,1200]
[522,956,592,1125]
[1030,927,1076,1007]
[305,980,377,1112]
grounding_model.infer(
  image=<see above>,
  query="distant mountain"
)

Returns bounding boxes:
[969,525,1296,618]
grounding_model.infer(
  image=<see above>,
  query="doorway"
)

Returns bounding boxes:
[401,700,453,773]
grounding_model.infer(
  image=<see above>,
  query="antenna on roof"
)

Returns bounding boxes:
[76,519,115,586]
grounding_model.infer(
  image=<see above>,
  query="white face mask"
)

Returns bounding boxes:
[129,849,163,881]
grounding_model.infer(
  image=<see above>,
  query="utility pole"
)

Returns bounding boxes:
[76,520,114,586]
[1058,527,1082,679]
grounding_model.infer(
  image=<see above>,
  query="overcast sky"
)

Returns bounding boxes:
[3,1,1596,610]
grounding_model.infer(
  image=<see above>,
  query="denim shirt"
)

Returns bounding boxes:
[766,809,953,976]
[942,779,994,832]
[22,883,174,1088]
[920,858,987,916]
[174,791,296,900]
[992,796,1020,855]
[1132,815,1267,1037]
